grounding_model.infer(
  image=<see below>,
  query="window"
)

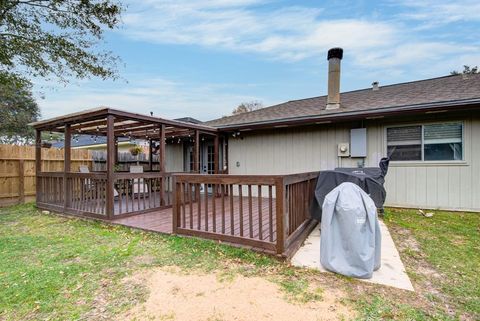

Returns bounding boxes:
[387,122,463,161]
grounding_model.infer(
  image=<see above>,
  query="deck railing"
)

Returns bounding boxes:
[172,172,319,255]
[37,172,64,210]
[66,172,107,217]
[36,171,174,219]
[113,172,173,217]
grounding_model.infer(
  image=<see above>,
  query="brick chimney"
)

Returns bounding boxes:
[326,47,343,110]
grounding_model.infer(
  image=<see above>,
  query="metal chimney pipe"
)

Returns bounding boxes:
[326,47,343,110]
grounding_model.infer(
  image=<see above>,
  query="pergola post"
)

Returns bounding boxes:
[159,124,166,173]
[194,130,200,173]
[214,135,219,174]
[35,129,42,203]
[63,124,71,211]
[114,137,118,166]
[106,115,115,219]
[159,124,166,205]
[148,139,153,172]
[222,135,228,174]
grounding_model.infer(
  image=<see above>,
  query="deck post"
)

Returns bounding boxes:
[63,124,71,211]
[35,129,42,203]
[193,130,200,173]
[172,176,179,234]
[275,177,285,255]
[106,115,115,219]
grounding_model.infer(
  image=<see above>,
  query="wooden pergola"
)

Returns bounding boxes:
[31,107,220,218]
[31,107,319,258]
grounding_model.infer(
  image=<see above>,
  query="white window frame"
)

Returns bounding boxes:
[385,121,466,165]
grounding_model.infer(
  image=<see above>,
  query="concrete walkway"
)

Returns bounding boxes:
[291,220,414,291]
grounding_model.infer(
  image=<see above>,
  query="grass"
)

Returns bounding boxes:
[0,203,478,320]
[384,208,480,320]
[0,203,325,320]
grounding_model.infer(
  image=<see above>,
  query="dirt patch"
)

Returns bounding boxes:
[121,268,354,321]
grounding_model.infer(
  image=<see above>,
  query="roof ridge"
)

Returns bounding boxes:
[207,74,471,124]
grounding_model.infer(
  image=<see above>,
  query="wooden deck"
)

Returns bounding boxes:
[112,195,277,242]
[113,207,173,233]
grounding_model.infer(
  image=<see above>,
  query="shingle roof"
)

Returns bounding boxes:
[206,74,480,128]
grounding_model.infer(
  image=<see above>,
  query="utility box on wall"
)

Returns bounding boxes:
[350,128,367,157]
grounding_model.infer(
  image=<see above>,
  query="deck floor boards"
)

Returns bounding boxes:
[112,195,277,242]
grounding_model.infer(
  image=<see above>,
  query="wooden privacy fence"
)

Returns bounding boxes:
[0,145,92,207]
[172,172,319,255]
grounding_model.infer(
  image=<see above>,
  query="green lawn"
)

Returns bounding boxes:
[0,203,478,320]
[384,208,480,320]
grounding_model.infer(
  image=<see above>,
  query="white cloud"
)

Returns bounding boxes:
[119,0,478,72]
[398,0,480,25]
[121,1,398,63]
[37,76,269,121]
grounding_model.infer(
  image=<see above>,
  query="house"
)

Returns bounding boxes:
[30,48,480,258]
[204,48,480,212]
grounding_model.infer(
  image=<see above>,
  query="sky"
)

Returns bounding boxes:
[36,0,480,121]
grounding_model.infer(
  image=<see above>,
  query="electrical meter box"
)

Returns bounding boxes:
[337,143,350,157]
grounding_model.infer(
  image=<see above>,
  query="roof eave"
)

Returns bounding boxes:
[214,98,480,131]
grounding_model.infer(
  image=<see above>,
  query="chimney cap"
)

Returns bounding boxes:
[327,47,343,60]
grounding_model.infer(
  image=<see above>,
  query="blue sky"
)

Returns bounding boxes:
[37,0,480,121]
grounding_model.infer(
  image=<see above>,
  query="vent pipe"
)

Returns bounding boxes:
[372,81,379,91]
[326,47,343,110]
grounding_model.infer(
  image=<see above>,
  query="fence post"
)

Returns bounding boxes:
[18,159,25,204]
[275,177,285,255]
[35,130,42,203]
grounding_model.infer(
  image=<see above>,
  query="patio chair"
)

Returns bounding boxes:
[130,165,148,196]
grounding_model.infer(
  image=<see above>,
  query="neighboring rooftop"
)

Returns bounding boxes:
[51,135,131,148]
[206,74,480,129]
[174,117,203,124]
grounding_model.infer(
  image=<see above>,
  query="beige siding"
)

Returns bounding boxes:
[165,144,184,172]
[228,113,480,212]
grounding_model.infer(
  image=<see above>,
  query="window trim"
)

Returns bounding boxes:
[385,121,466,164]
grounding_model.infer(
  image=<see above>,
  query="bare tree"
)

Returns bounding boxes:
[232,101,263,115]
[450,65,479,75]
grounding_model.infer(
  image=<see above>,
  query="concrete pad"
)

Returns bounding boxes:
[291,220,414,291]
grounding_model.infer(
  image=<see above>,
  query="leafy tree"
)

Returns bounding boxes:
[450,65,479,75]
[232,100,264,115]
[0,79,40,144]
[0,0,123,85]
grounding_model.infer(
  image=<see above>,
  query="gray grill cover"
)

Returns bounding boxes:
[320,183,381,279]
